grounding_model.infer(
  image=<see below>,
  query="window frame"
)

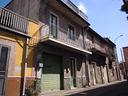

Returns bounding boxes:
[68,24,76,40]
[49,12,59,38]
[0,44,10,96]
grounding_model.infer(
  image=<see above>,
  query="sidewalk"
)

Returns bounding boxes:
[40,80,126,96]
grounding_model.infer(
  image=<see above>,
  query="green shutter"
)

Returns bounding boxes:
[41,53,61,91]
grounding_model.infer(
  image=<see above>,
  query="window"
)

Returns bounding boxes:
[68,25,75,40]
[50,14,58,38]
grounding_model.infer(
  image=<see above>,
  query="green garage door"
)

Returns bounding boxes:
[41,53,62,92]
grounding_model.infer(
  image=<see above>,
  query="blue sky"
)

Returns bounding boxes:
[0,0,128,61]
[0,0,10,7]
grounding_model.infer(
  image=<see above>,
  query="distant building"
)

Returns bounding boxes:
[123,47,128,75]
[119,62,126,79]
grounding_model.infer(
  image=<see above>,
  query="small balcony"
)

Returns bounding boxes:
[92,43,107,54]
[40,24,92,54]
[0,8,28,34]
[85,41,93,51]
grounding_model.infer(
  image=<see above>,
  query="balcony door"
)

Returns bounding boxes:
[50,14,58,38]
[68,25,75,40]
[0,45,10,96]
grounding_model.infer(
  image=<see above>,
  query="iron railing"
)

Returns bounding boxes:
[92,43,107,54]
[41,24,109,54]
[41,24,91,50]
[0,8,28,33]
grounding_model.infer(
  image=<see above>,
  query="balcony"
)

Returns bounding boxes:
[60,0,88,21]
[40,24,92,54]
[92,43,107,55]
[0,8,28,34]
[85,41,93,51]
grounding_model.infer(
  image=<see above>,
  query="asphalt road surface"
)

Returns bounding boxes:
[68,81,128,96]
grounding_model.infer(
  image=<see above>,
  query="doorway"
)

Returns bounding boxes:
[0,45,10,95]
[70,58,77,88]
[41,53,63,92]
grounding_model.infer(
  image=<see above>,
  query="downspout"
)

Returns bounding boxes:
[22,38,29,96]
[22,22,43,95]
[22,0,30,95]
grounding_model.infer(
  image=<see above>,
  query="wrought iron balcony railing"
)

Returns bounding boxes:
[0,8,28,33]
[92,43,107,54]
[40,24,92,52]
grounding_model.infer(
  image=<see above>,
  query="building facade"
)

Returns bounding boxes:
[123,47,128,76]
[86,28,119,85]
[3,0,120,95]
[0,8,40,96]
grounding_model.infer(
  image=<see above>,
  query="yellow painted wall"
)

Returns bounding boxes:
[26,21,41,77]
[0,21,41,77]
[0,31,26,77]
[28,21,41,46]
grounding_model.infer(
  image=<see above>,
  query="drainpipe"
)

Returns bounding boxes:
[22,0,30,94]
[22,38,29,96]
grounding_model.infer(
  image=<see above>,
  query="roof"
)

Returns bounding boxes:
[88,27,116,47]
[58,0,90,25]
[104,38,116,47]
[123,46,128,49]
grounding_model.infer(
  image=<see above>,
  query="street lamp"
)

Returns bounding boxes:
[114,35,123,43]
[114,34,123,80]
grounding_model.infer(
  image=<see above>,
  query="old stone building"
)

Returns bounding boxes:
[86,28,119,86]
[0,0,120,95]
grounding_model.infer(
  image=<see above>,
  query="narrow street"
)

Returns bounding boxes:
[67,81,128,96]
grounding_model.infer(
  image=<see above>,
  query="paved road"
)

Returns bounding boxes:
[67,81,128,96]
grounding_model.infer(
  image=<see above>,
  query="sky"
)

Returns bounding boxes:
[0,0,128,62]
[0,0,10,7]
